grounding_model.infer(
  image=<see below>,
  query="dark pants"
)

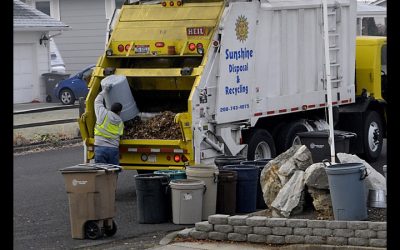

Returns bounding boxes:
[94,146,120,165]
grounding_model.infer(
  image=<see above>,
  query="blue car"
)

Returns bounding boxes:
[54,64,95,105]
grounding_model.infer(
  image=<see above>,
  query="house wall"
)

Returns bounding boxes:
[14,31,50,103]
[55,0,107,74]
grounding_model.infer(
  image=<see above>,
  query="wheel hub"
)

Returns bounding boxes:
[368,122,380,152]
[255,141,272,160]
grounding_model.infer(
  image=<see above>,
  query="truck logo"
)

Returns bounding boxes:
[310,143,324,149]
[187,27,206,36]
[235,15,248,43]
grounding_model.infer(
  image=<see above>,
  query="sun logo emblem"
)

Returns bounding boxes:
[235,15,249,43]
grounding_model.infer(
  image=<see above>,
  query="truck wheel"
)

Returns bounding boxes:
[247,129,276,160]
[60,88,75,105]
[84,221,104,240]
[104,220,117,237]
[276,121,309,154]
[362,110,383,162]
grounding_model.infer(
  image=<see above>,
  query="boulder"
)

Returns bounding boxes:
[304,163,329,189]
[278,145,313,181]
[337,153,386,195]
[260,145,313,207]
[261,164,283,207]
[307,187,333,219]
[271,170,306,218]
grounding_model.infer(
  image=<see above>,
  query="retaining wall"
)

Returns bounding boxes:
[189,215,386,248]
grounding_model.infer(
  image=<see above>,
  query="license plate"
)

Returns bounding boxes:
[135,45,149,54]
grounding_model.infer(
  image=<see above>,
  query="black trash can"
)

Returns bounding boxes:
[222,165,258,213]
[297,130,356,163]
[240,159,272,209]
[216,170,237,215]
[214,155,247,169]
[42,72,70,102]
[134,173,170,223]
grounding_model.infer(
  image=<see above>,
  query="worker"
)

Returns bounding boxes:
[94,85,124,165]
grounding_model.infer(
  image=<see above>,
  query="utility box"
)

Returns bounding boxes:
[297,130,357,163]
[42,72,70,103]
[60,163,121,239]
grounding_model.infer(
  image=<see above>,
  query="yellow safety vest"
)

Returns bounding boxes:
[94,114,124,139]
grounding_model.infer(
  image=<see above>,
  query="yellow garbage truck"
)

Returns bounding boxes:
[78,0,387,171]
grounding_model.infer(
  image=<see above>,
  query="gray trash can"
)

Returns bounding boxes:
[169,179,205,224]
[325,162,368,221]
[185,165,218,220]
[42,72,70,102]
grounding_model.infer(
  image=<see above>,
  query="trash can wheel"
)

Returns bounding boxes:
[104,220,117,237]
[46,95,52,103]
[84,220,104,240]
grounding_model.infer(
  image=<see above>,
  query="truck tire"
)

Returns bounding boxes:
[362,110,383,162]
[247,129,276,160]
[276,121,309,154]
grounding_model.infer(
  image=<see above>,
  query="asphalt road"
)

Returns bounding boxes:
[13,141,387,250]
[13,145,186,250]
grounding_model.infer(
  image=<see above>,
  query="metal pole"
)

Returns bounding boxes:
[322,0,336,163]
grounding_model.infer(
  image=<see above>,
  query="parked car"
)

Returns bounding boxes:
[54,64,95,105]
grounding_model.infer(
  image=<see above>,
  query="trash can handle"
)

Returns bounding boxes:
[161,176,170,186]
[360,168,369,180]
[322,159,332,167]
[213,173,218,183]
[203,184,207,194]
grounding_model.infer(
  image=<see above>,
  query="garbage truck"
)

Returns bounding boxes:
[78,0,387,171]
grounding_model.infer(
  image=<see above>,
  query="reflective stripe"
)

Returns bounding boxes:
[94,114,124,139]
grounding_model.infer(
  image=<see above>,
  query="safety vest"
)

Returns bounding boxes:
[94,114,124,139]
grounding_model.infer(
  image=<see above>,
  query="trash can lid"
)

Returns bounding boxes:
[59,163,121,173]
[169,179,205,190]
[297,130,357,139]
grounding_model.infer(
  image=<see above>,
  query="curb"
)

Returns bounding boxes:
[13,138,83,153]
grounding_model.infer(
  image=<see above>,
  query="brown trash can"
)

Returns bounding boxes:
[60,163,121,239]
[216,170,237,215]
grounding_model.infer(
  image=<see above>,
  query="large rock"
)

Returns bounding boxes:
[337,153,386,195]
[261,164,283,207]
[278,145,313,181]
[260,145,313,207]
[307,187,333,219]
[304,163,329,189]
[271,170,306,218]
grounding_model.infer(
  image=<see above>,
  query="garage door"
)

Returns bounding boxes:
[14,44,35,103]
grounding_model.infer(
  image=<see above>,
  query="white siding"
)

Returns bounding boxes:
[14,32,50,103]
[56,0,107,74]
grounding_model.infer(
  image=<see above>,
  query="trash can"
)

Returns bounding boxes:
[135,173,170,224]
[42,72,70,103]
[325,162,368,221]
[154,170,187,180]
[216,170,237,215]
[222,165,259,213]
[186,165,219,220]
[240,159,272,209]
[214,155,247,169]
[60,163,121,239]
[297,130,356,163]
[169,179,206,224]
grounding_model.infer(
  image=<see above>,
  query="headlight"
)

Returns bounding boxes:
[55,83,59,88]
